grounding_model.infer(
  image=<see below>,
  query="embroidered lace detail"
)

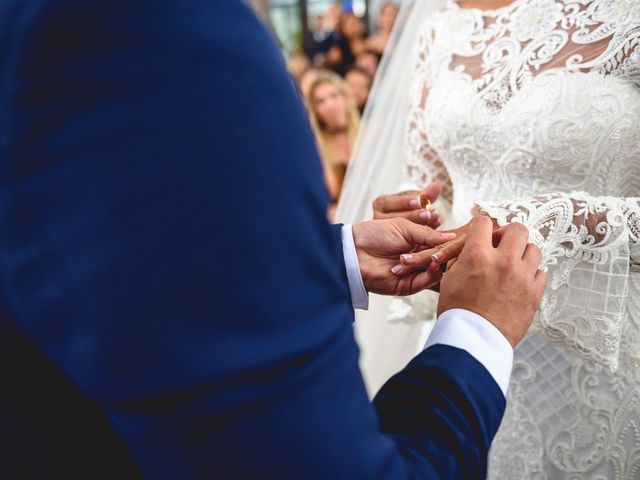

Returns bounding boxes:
[477,193,640,371]
[402,1,640,477]
[435,0,640,112]
[405,26,454,206]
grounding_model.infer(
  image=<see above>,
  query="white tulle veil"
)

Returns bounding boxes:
[336,0,447,223]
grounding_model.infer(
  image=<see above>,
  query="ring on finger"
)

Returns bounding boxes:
[418,194,432,210]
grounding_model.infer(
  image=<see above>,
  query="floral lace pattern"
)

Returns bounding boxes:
[478,193,639,371]
[426,0,640,112]
[401,1,640,478]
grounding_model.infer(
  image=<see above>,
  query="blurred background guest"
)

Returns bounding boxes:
[345,66,373,114]
[325,12,367,76]
[288,53,312,83]
[306,70,360,217]
[355,49,382,78]
[251,0,398,214]
[365,2,399,55]
[299,67,322,100]
[305,3,343,62]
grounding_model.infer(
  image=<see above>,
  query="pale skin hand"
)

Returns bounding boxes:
[352,217,456,296]
[372,181,443,228]
[391,215,500,276]
[436,216,547,348]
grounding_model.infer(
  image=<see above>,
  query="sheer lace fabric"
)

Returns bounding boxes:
[401,1,640,478]
[478,194,639,371]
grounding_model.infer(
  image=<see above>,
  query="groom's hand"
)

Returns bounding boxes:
[372,181,442,228]
[437,217,547,348]
[352,218,456,296]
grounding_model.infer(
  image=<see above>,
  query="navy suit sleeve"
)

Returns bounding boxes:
[2,1,504,478]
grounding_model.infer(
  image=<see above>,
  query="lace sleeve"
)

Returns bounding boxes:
[405,22,453,207]
[406,101,453,205]
[476,193,640,371]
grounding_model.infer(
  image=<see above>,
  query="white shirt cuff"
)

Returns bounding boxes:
[341,224,369,310]
[425,308,514,396]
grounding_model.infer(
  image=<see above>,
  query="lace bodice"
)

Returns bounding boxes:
[408,0,640,211]
[405,1,640,478]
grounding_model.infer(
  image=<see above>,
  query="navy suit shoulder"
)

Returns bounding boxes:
[1,0,506,478]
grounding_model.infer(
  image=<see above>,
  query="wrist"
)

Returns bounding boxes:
[351,223,370,285]
[341,224,370,309]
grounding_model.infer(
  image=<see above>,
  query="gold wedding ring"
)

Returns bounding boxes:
[418,194,432,210]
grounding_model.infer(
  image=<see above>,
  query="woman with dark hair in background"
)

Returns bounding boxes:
[326,13,366,76]
[345,66,373,114]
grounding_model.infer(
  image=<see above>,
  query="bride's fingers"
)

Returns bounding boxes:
[399,235,466,269]
[399,263,443,294]
[377,208,440,226]
[421,181,443,203]
[373,192,421,215]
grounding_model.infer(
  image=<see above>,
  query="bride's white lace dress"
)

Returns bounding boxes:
[358,0,640,478]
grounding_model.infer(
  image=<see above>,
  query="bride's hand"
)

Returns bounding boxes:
[391,216,500,278]
[372,181,442,228]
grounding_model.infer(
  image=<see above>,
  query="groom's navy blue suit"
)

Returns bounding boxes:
[0,1,506,478]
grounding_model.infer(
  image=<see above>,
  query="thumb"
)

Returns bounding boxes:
[422,181,443,203]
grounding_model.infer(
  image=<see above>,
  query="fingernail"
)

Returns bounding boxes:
[391,264,403,274]
[409,198,420,208]
[431,210,439,219]
[420,210,432,221]
[432,252,444,263]
[401,254,414,262]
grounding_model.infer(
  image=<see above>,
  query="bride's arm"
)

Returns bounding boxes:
[475,193,640,371]
[404,27,454,209]
[475,193,640,272]
[398,193,639,370]
[405,95,453,208]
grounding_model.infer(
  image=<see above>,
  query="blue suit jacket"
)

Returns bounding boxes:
[0,1,506,478]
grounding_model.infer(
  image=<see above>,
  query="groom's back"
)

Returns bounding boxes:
[0,320,140,477]
[0,1,144,476]
[0,0,362,477]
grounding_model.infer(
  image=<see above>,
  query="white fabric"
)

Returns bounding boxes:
[341,224,369,310]
[338,1,640,478]
[426,308,514,396]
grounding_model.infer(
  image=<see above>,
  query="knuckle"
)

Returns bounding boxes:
[409,211,426,224]
[373,196,387,212]
[500,257,518,274]
[509,222,529,236]
[395,217,410,228]
[499,252,518,269]
[465,249,487,266]
[471,215,491,227]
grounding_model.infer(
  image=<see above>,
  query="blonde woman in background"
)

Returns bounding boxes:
[306,70,360,218]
